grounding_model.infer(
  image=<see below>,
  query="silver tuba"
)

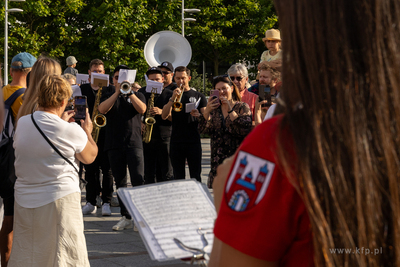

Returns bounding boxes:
[144,31,192,67]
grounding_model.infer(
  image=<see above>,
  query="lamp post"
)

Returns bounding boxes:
[181,0,200,37]
[4,0,24,85]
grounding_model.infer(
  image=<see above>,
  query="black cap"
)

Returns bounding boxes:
[146,66,163,76]
[113,64,129,74]
[158,61,174,72]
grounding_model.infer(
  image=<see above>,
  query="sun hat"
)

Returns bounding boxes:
[66,56,78,66]
[262,29,281,42]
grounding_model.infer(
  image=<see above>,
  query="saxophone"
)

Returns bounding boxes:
[91,85,107,143]
[142,88,157,143]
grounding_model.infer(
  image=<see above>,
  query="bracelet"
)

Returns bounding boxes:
[126,91,133,96]
[228,108,235,114]
[169,97,174,102]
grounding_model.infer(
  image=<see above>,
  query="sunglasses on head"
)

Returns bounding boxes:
[213,74,229,80]
[230,76,244,81]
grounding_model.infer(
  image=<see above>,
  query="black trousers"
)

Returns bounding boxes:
[143,136,173,184]
[108,148,144,219]
[84,150,113,205]
[170,142,202,182]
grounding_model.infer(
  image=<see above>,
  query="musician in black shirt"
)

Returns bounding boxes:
[162,66,207,182]
[98,65,146,231]
[139,65,175,184]
[80,59,113,217]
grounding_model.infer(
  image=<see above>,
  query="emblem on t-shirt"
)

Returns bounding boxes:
[189,96,197,103]
[225,151,275,212]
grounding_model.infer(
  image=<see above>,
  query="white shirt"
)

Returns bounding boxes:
[14,111,88,208]
[264,104,277,121]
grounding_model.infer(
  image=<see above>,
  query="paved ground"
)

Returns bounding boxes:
[82,138,212,267]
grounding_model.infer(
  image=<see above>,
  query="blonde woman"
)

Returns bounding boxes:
[17,57,62,121]
[9,74,97,266]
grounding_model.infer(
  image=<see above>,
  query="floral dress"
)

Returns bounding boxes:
[198,101,252,188]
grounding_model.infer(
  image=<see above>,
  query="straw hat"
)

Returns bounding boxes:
[262,29,281,42]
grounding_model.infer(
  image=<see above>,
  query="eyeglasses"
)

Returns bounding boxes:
[230,76,244,81]
[162,71,172,75]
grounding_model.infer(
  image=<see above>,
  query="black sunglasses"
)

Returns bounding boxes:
[114,75,119,79]
[162,71,172,75]
[230,76,244,81]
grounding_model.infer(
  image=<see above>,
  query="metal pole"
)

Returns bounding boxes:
[181,0,184,37]
[203,61,205,92]
[4,0,8,85]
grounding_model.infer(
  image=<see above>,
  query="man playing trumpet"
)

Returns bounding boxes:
[161,66,207,182]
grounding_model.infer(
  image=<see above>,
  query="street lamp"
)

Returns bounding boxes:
[4,0,25,85]
[181,0,200,37]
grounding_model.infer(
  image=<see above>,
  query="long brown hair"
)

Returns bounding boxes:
[275,0,400,266]
[17,57,61,121]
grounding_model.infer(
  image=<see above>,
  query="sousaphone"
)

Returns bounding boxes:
[144,31,192,67]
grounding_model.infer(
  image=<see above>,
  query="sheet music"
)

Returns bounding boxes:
[145,80,163,94]
[118,180,216,261]
[118,69,137,84]
[76,74,89,85]
[91,73,109,86]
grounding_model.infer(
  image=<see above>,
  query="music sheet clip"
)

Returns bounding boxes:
[173,227,212,266]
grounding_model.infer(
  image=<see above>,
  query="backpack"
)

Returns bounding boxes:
[0,88,25,198]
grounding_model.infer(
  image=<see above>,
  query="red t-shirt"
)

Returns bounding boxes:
[214,115,314,266]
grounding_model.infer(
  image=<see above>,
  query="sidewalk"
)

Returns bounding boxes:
[82,138,211,267]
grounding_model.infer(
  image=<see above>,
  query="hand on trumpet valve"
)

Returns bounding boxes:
[173,88,182,100]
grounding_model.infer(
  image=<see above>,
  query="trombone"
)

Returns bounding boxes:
[172,85,184,112]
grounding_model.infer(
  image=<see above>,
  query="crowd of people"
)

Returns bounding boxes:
[1,0,400,265]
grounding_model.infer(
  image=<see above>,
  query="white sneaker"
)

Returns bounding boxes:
[96,195,102,208]
[82,202,97,215]
[112,216,133,231]
[102,203,111,216]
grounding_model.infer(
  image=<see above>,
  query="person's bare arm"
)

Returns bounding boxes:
[209,238,278,267]
[209,155,279,267]
[75,110,98,164]
[129,93,146,114]
[98,89,119,114]
[162,88,180,120]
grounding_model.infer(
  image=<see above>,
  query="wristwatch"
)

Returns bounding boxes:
[126,91,133,96]
[169,97,174,102]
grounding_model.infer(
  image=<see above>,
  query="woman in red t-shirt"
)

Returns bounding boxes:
[209,0,400,266]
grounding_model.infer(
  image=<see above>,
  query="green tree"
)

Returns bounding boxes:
[1,0,85,59]
[186,0,278,76]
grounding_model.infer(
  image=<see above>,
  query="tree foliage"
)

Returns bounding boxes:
[0,0,277,80]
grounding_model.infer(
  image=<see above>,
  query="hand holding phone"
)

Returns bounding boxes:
[210,90,220,107]
[259,85,272,107]
[74,96,87,121]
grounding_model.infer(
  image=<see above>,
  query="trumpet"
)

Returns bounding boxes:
[172,85,184,112]
[120,81,132,94]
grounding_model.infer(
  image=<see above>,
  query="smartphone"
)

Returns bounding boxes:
[74,96,87,120]
[259,85,272,107]
[210,90,220,106]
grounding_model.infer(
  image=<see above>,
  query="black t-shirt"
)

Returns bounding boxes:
[164,88,207,144]
[100,87,146,151]
[138,83,177,139]
[80,83,112,150]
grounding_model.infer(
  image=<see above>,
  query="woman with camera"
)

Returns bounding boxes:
[9,74,97,266]
[196,76,252,188]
